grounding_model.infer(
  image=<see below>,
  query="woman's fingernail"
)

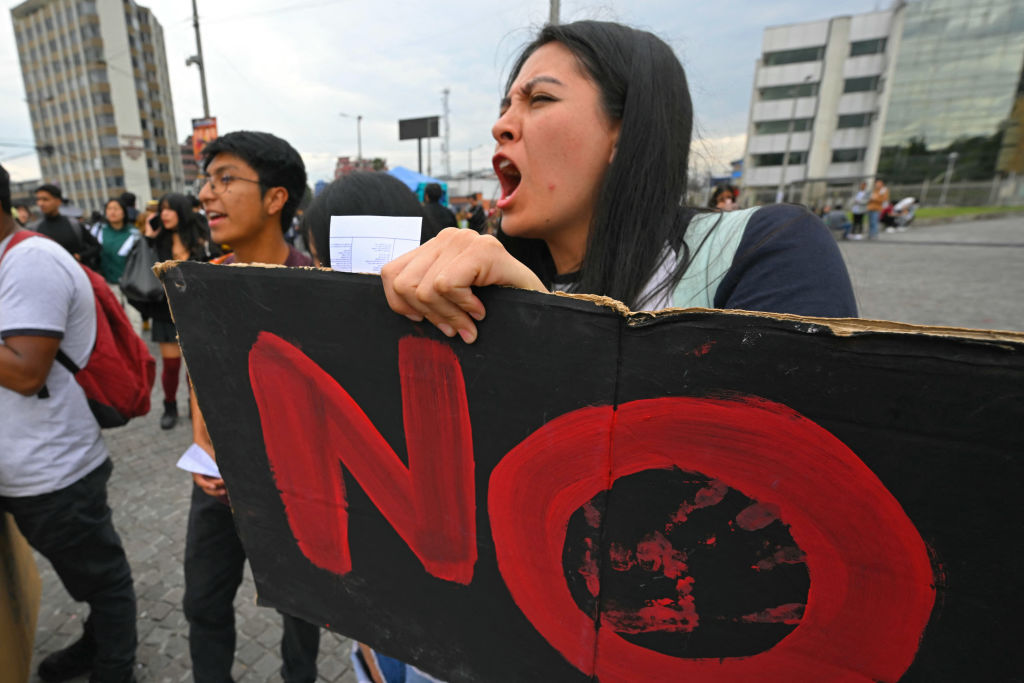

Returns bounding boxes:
[470,311,485,321]
[437,323,455,337]
[405,313,423,322]
[458,328,477,344]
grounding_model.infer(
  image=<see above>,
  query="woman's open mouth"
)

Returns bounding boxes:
[494,156,521,209]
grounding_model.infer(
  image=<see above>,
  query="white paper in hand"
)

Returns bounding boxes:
[328,215,421,274]
[176,442,221,478]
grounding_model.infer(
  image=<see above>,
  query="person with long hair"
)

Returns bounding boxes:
[145,192,218,429]
[382,21,855,344]
[90,198,140,287]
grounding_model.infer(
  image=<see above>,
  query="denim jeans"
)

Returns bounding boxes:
[868,210,880,239]
[0,458,137,682]
[182,484,320,683]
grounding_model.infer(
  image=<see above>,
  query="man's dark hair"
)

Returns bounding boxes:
[424,182,443,203]
[0,164,11,214]
[36,183,63,200]
[119,191,137,208]
[201,131,306,232]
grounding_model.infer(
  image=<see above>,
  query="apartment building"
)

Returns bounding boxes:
[11,0,183,212]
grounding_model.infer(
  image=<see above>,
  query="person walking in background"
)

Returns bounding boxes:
[144,194,219,430]
[14,203,32,227]
[466,194,487,232]
[709,185,737,211]
[421,182,457,242]
[849,181,868,240]
[866,178,889,240]
[30,183,101,268]
[90,198,141,291]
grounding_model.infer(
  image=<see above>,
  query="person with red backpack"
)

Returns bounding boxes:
[0,163,138,683]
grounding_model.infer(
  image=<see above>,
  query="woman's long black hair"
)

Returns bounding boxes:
[158,192,210,260]
[500,21,698,309]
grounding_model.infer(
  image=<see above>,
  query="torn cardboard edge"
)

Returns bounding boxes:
[155,260,1024,344]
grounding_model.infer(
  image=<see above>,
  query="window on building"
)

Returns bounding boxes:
[77,1,97,15]
[763,46,825,66]
[831,148,867,163]
[759,82,819,100]
[843,76,880,93]
[837,113,874,128]
[752,151,807,167]
[99,135,118,148]
[850,38,887,56]
[754,118,814,134]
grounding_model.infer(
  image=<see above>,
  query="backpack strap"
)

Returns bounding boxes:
[0,229,42,264]
[671,208,757,309]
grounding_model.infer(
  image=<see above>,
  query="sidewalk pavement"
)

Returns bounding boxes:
[28,337,358,683]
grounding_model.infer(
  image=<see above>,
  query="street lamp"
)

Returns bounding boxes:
[339,113,363,163]
[776,75,813,203]
[939,151,959,205]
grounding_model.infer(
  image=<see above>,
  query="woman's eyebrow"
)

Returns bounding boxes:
[501,75,566,110]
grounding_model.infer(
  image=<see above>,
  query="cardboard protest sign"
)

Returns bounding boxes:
[160,261,1024,682]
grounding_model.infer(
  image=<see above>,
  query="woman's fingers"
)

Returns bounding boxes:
[381,230,547,343]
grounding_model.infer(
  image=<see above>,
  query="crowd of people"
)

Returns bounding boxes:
[3,19,868,683]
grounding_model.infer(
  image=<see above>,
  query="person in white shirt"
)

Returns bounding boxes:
[0,163,137,683]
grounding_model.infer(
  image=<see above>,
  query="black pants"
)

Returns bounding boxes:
[183,484,320,683]
[851,212,865,234]
[0,458,137,681]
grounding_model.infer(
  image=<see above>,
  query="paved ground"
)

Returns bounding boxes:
[24,214,1023,682]
[838,215,1024,331]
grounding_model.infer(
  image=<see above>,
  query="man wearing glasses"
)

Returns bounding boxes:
[184,131,320,682]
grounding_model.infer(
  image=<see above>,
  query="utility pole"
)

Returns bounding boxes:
[549,0,560,24]
[442,88,452,178]
[186,0,210,117]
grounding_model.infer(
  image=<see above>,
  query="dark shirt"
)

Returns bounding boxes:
[422,203,458,242]
[467,205,486,233]
[30,214,100,269]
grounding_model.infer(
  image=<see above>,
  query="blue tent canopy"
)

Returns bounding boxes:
[387,166,448,204]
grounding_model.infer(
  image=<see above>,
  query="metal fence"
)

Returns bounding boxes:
[738,174,1024,210]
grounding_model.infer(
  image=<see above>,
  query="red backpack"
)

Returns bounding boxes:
[1,230,156,428]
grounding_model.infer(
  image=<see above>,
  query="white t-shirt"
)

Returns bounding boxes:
[0,233,108,496]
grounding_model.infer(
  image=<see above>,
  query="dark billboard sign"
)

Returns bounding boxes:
[398,116,440,140]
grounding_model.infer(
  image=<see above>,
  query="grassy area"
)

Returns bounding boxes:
[915,205,1024,219]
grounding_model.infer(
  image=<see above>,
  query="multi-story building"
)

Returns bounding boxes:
[741,0,1024,204]
[742,7,905,204]
[11,0,184,212]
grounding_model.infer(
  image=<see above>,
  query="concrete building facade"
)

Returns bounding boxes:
[11,0,183,212]
[742,0,1024,204]
[742,7,905,204]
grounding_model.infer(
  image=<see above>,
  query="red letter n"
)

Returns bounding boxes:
[248,332,476,585]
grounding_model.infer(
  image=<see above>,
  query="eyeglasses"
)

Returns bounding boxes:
[198,173,261,195]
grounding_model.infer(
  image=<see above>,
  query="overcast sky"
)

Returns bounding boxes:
[1,0,889,184]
